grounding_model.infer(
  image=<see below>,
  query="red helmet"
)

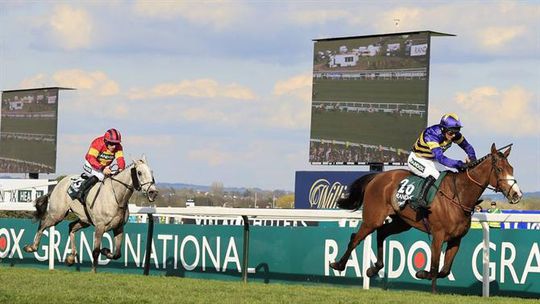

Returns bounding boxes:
[104,128,122,144]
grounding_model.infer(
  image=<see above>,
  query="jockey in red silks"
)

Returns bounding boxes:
[407,113,476,208]
[76,128,126,203]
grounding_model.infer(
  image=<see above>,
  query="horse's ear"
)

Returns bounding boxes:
[131,155,137,165]
[503,145,512,157]
[491,143,497,154]
[142,154,147,163]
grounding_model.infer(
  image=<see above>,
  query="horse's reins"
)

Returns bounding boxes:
[465,149,518,200]
[109,165,156,207]
[109,166,137,208]
[438,175,474,215]
[438,146,512,215]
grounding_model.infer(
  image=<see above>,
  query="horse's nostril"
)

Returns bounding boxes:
[147,190,159,202]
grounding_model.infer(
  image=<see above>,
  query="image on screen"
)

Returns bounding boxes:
[0,88,59,173]
[309,32,430,164]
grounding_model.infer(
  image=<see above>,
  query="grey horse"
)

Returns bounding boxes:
[24,156,158,272]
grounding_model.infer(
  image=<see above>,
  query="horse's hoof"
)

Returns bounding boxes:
[329,262,344,271]
[415,270,429,280]
[366,266,381,278]
[23,245,36,253]
[101,248,113,259]
[65,255,76,266]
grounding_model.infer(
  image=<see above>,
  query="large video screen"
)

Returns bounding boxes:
[309,32,431,164]
[0,88,59,173]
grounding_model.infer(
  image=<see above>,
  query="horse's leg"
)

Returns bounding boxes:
[91,226,105,273]
[416,233,444,293]
[329,221,378,271]
[437,238,462,278]
[66,220,89,266]
[101,225,123,260]
[366,217,412,277]
[23,215,60,253]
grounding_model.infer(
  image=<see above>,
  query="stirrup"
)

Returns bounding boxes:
[398,200,408,209]
[418,200,430,209]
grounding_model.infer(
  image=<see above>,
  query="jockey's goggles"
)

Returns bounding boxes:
[444,127,460,135]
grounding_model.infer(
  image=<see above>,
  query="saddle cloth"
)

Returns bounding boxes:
[67,175,86,200]
[396,172,447,208]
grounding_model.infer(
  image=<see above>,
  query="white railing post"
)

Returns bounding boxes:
[481,221,490,297]
[362,234,372,290]
[48,226,55,270]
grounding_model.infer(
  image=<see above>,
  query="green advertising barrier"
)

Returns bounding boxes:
[0,219,538,297]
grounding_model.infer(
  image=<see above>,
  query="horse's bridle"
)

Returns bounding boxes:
[466,153,518,202]
[110,165,156,198]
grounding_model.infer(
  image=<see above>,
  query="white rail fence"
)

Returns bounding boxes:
[0,203,539,297]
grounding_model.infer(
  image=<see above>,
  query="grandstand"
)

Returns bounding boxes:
[313,67,427,80]
[312,101,425,117]
[1,132,56,142]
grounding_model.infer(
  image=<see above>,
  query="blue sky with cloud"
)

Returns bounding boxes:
[1,1,538,191]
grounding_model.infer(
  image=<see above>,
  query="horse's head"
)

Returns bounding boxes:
[488,143,522,204]
[131,155,159,202]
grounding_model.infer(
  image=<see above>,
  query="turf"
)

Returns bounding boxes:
[0,267,536,304]
[312,79,427,103]
[310,111,425,150]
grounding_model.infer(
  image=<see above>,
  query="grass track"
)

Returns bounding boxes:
[1,117,56,134]
[312,79,426,103]
[0,267,536,304]
[0,138,55,165]
[310,111,425,149]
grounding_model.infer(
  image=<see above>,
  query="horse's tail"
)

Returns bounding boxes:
[33,193,50,221]
[337,173,378,211]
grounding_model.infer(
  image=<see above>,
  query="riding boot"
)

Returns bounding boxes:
[77,176,99,204]
[417,175,436,209]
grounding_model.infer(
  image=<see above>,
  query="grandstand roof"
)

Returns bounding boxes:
[2,87,75,93]
[313,30,455,42]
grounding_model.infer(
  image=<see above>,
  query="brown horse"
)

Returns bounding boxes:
[329,143,522,293]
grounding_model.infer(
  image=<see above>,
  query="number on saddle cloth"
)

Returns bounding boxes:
[67,175,87,199]
[396,172,447,208]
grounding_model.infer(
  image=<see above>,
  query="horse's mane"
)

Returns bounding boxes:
[466,154,490,169]
[466,151,505,169]
[106,162,136,180]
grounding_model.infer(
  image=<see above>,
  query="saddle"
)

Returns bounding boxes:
[67,175,86,200]
[396,172,447,209]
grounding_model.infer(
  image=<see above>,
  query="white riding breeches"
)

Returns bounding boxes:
[83,161,105,181]
[407,152,442,179]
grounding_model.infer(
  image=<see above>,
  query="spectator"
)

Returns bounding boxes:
[471,205,483,229]
[487,201,502,228]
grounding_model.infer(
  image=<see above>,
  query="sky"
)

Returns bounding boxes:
[0,1,538,192]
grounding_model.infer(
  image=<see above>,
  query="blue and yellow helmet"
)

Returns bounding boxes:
[440,113,463,131]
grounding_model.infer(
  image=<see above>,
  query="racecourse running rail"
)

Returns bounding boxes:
[0,203,538,297]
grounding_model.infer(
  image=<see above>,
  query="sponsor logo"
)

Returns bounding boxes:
[309,179,347,209]
[396,179,415,202]
[409,158,425,173]
[324,239,455,280]
[0,228,25,259]
[410,44,428,56]
[471,242,540,284]
[2,227,243,272]
[324,239,540,284]
[182,217,313,227]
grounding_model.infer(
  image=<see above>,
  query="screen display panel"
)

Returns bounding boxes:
[0,88,59,173]
[310,32,431,164]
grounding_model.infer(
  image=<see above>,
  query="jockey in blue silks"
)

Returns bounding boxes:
[407,113,477,208]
